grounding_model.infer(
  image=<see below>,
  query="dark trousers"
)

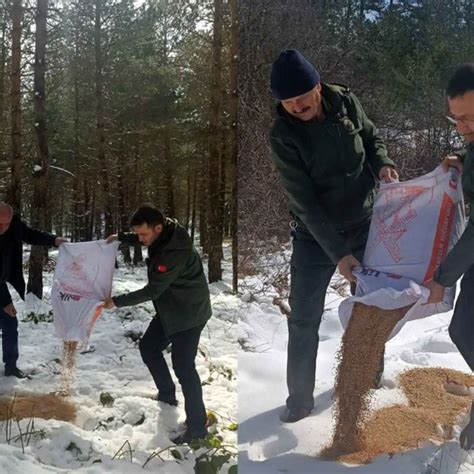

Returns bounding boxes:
[286,221,370,410]
[139,317,207,435]
[0,308,19,371]
[449,266,474,371]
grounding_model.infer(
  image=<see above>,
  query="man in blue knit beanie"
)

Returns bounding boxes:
[269,49,398,423]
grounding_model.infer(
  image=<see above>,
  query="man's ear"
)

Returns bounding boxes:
[155,224,164,234]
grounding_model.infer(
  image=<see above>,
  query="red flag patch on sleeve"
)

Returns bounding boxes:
[157,264,168,273]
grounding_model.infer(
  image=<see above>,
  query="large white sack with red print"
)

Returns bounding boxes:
[339,165,465,339]
[51,240,119,344]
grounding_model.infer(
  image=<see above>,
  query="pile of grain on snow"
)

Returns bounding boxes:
[59,341,78,395]
[0,394,76,422]
[339,367,474,464]
[321,303,411,459]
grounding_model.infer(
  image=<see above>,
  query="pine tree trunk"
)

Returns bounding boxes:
[28,0,49,299]
[72,177,80,241]
[94,0,113,237]
[94,203,102,240]
[230,0,238,293]
[191,172,197,243]
[7,0,23,214]
[72,42,81,242]
[0,10,7,194]
[132,244,142,265]
[84,181,94,241]
[207,0,224,282]
[0,10,6,148]
[199,174,209,255]
[132,138,143,265]
[219,122,226,253]
[185,162,191,230]
[164,125,175,216]
[117,166,131,264]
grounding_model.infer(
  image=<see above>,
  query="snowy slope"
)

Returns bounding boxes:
[0,244,237,473]
[238,254,474,474]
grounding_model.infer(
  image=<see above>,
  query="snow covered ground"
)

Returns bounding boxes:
[0,243,237,473]
[238,250,474,474]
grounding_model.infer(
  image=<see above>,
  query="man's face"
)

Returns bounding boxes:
[132,223,163,247]
[448,90,474,143]
[281,83,323,122]
[0,210,12,235]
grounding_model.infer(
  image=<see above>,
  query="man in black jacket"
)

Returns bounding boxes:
[0,202,65,378]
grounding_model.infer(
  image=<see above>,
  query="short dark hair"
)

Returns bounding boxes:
[130,204,165,227]
[446,63,474,98]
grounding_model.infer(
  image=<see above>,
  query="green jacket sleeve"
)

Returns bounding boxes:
[118,232,140,246]
[113,249,189,307]
[453,148,468,164]
[434,144,474,286]
[351,93,395,178]
[433,203,474,287]
[270,132,350,263]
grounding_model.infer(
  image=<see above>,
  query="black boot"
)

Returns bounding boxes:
[171,428,208,445]
[5,367,30,379]
[279,407,312,423]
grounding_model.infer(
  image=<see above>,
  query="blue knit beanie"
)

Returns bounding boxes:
[270,49,321,100]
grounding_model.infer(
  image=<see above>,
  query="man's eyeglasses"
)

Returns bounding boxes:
[447,115,474,125]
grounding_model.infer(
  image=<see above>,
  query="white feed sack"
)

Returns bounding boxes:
[339,165,466,338]
[51,240,119,344]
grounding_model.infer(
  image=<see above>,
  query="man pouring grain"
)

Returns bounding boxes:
[103,204,212,444]
[424,63,474,450]
[269,49,398,423]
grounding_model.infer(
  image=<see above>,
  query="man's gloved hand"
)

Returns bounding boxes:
[337,254,360,283]
[460,417,474,450]
[3,303,17,318]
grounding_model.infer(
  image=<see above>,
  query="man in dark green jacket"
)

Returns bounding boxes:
[424,63,474,450]
[103,204,212,444]
[269,50,398,423]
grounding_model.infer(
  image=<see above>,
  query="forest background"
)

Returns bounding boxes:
[0,0,238,297]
